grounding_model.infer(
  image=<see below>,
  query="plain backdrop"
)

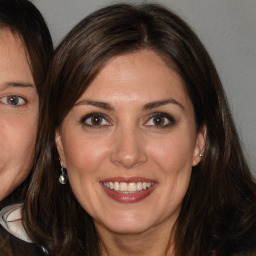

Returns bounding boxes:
[32,0,256,174]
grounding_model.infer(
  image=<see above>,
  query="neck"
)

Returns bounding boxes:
[96,221,175,256]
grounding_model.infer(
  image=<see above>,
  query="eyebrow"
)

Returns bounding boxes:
[143,99,184,111]
[75,98,184,111]
[75,100,114,111]
[0,82,34,91]
[7,82,34,88]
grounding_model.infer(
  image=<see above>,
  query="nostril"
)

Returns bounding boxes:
[111,151,148,169]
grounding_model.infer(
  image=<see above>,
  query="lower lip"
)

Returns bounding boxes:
[101,183,157,203]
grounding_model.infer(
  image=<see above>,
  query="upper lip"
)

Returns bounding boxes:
[100,176,157,183]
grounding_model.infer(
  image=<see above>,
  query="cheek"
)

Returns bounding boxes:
[0,113,38,198]
[149,133,194,213]
[61,132,109,214]
[0,115,38,158]
[18,114,38,154]
[62,132,109,176]
[148,130,195,174]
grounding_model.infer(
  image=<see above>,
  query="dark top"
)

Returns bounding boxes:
[0,191,45,256]
[0,225,44,256]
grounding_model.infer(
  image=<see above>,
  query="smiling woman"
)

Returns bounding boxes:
[0,0,53,254]
[23,3,256,256]
[56,49,204,237]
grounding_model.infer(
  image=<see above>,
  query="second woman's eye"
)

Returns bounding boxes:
[80,113,111,127]
[144,113,175,128]
[0,95,26,106]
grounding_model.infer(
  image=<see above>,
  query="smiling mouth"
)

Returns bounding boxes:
[102,181,155,193]
[100,179,157,203]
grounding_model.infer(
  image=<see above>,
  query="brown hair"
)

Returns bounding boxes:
[0,0,53,98]
[0,0,53,204]
[23,3,256,256]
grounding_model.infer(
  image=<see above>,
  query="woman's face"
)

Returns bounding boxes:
[56,49,205,235]
[0,29,38,200]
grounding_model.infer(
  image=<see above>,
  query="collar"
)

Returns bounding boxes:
[0,203,32,243]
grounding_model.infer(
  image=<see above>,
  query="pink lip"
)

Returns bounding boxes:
[100,177,158,204]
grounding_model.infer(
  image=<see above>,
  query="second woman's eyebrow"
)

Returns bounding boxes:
[74,100,114,111]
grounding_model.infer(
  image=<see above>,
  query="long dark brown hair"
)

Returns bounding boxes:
[0,0,53,204]
[23,3,256,256]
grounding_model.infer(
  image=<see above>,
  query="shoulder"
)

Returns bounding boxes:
[0,204,46,256]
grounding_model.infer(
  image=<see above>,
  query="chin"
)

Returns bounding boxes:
[108,223,151,235]
[98,212,155,235]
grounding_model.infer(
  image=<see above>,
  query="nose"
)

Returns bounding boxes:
[110,128,148,169]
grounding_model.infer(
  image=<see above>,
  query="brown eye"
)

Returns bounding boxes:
[91,116,103,125]
[152,116,165,126]
[80,113,111,127]
[144,112,175,128]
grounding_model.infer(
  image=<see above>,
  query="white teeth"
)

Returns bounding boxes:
[103,181,154,192]
[120,182,128,192]
[114,182,119,191]
[109,182,114,189]
[128,182,137,192]
[104,182,109,188]
[136,182,142,191]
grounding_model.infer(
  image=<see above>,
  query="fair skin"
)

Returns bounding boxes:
[56,49,206,256]
[0,29,38,200]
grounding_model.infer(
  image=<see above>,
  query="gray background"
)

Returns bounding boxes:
[32,0,256,174]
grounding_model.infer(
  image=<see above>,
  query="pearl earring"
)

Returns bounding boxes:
[59,160,68,184]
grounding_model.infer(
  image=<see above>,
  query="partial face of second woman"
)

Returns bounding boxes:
[0,29,38,200]
[56,49,206,237]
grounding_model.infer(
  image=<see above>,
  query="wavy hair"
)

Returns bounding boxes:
[23,3,256,256]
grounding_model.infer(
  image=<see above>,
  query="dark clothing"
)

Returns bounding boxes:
[0,225,44,256]
[0,190,44,256]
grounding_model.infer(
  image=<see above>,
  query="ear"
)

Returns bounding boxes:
[55,129,67,168]
[192,124,207,166]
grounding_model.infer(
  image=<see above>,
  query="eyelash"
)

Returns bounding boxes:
[80,113,111,127]
[0,95,27,106]
[80,112,175,129]
[144,112,176,128]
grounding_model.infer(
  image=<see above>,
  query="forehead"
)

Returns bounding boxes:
[0,28,25,51]
[0,28,34,87]
[0,28,28,66]
[79,49,191,108]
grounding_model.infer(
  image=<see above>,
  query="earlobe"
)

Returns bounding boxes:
[192,124,207,166]
[55,130,66,168]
